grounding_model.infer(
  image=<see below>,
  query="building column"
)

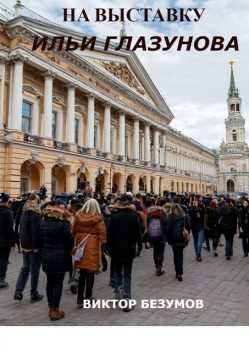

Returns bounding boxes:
[104,102,111,153]
[32,98,40,135]
[146,175,151,193]
[144,124,151,162]
[10,54,27,130]
[154,129,159,165]
[0,56,6,130]
[133,118,139,160]
[133,175,139,194]
[119,111,125,156]
[66,83,76,144]
[86,93,95,148]
[44,166,52,197]
[43,71,55,138]
[162,133,167,165]
[153,175,160,194]
[141,136,145,160]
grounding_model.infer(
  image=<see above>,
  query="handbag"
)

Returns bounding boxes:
[183,216,190,242]
[72,233,92,262]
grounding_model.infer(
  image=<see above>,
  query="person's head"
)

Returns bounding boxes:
[27,193,40,203]
[0,192,10,205]
[192,200,199,208]
[163,203,172,214]
[81,198,101,215]
[118,194,133,206]
[210,199,218,208]
[170,203,184,216]
[243,200,249,208]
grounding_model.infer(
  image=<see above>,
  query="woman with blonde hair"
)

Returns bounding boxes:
[166,203,190,281]
[72,198,106,307]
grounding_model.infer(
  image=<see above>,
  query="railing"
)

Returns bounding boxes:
[114,154,123,161]
[151,163,157,168]
[54,140,70,151]
[23,133,44,146]
[77,146,91,155]
[140,160,147,166]
[96,149,108,158]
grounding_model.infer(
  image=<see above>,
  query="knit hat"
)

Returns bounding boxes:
[0,192,10,203]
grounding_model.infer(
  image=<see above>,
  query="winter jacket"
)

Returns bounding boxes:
[188,206,205,233]
[166,213,190,247]
[40,207,73,274]
[220,206,238,234]
[238,206,249,232]
[107,208,142,261]
[204,206,221,238]
[0,205,15,248]
[72,212,106,272]
[19,201,42,250]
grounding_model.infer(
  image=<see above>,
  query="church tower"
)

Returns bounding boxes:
[217,63,249,193]
[225,62,245,146]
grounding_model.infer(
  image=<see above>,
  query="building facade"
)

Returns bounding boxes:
[217,63,249,193]
[0,2,218,198]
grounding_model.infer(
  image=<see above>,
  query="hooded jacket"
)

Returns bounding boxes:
[40,206,73,273]
[19,201,42,250]
[72,212,106,272]
[0,205,15,248]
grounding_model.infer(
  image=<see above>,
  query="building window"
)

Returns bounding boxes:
[22,101,32,133]
[94,125,98,148]
[236,104,240,112]
[171,181,174,192]
[139,138,143,160]
[75,118,79,144]
[230,104,235,112]
[110,129,114,153]
[52,110,57,140]
[232,129,237,141]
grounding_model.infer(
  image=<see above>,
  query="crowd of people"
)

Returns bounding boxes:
[0,187,248,320]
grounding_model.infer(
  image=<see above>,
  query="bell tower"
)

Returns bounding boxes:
[225,62,245,146]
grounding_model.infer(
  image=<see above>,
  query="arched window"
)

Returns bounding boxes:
[232,129,237,141]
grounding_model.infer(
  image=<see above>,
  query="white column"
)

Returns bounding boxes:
[154,129,159,165]
[0,56,6,130]
[32,98,39,135]
[144,124,150,162]
[11,55,26,130]
[119,111,125,156]
[142,136,145,160]
[66,83,75,144]
[133,118,139,160]
[43,71,54,138]
[87,94,95,148]
[104,102,111,153]
[162,133,167,164]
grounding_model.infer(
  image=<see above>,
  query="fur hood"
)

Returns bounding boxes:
[148,205,165,215]
[42,206,71,221]
[23,201,41,214]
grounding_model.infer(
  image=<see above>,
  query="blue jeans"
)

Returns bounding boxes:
[15,251,42,296]
[192,229,205,257]
[0,247,11,281]
[114,259,133,299]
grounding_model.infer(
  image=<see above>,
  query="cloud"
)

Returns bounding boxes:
[2,0,249,149]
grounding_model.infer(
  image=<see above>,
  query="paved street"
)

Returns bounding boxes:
[1,234,249,326]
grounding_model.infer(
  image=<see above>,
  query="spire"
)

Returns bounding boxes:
[120,21,127,39]
[228,61,239,97]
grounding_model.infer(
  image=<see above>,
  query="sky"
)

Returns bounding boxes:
[2,0,249,149]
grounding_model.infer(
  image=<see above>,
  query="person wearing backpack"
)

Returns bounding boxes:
[166,203,190,282]
[147,199,167,276]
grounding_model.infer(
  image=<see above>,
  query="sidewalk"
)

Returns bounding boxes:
[1,234,249,326]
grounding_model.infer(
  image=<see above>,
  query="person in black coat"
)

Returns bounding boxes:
[220,199,238,260]
[107,194,142,312]
[0,193,15,288]
[40,205,73,321]
[14,193,42,302]
[167,203,191,281]
[238,199,249,256]
[188,200,205,262]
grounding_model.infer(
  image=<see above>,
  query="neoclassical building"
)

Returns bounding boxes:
[217,63,249,193]
[0,2,218,198]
